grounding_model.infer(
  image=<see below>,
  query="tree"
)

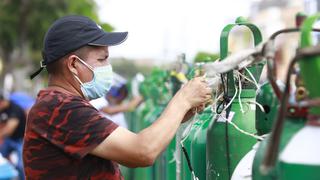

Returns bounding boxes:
[193,51,219,63]
[0,0,113,87]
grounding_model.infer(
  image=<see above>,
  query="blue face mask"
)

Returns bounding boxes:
[73,57,113,100]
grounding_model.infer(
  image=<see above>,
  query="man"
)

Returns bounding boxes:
[23,15,212,179]
[0,93,26,180]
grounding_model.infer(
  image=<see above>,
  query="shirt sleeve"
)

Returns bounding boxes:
[34,98,118,159]
[8,103,24,120]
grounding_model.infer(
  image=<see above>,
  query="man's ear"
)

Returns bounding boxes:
[66,55,79,75]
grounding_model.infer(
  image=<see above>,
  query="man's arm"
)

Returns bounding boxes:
[90,77,211,167]
[101,96,143,115]
[0,118,19,139]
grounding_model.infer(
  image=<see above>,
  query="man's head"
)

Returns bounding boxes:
[31,15,128,100]
[107,85,129,105]
[46,45,109,84]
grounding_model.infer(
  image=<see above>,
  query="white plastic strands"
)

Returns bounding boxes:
[180,111,200,144]
[236,73,245,113]
[217,114,264,141]
[247,100,265,113]
[236,70,260,91]
[244,67,260,91]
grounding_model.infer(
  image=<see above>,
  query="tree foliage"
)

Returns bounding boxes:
[0,0,113,73]
[193,51,219,63]
[110,58,153,80]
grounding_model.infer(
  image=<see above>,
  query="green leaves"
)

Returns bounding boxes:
[0,0,114,66]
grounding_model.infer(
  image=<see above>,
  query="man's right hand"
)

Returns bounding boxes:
[174,76,212,111]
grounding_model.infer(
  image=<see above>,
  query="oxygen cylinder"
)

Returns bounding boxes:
[181,119,202,180]
[279,125,320,180]
[206,17,263,180]
[231,81,280,179]
[252,117,306,180]
[255,82,279,135]
[191,107,214,180]
[277,13,320,180]
[132,69,173,180]
[133,104,160,180]
[206,89,257,180]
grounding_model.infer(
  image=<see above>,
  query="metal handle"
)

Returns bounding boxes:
[219,16,262,96]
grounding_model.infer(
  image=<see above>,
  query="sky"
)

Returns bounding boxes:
[95,0,258,63]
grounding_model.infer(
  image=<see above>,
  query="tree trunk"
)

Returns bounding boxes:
[0,50,13,89]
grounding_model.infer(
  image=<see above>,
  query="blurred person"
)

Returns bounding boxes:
[23,15,211,179]
[0,93,26,180]
[90,74,143,129]
[9,91,35,116]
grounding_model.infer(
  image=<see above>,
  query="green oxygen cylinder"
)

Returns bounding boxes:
[181,118,202,180]
[252,14,320,180]
[255,82,280,135]
[163,139,176,180]
[190,107,214,180]
[132,90,155,180]
[207,90,257,180]
[133,104,158,180]
[278,13,320,180]
[162,70,189,180]
[206,17,262,180]
[133,69,173,180]
[179,65,206,180]
[252,117,306,180]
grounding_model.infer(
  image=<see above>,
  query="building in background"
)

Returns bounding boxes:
[248,0,304,81]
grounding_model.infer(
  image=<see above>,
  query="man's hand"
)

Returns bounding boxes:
[174,76,212,111]
[181,103,206,123]
[128,96,144,110]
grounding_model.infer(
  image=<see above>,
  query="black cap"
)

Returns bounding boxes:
[30,15,128,79]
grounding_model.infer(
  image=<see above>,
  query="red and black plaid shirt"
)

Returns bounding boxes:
[23,90,122,180]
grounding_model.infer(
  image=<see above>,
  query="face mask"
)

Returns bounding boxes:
[73,57,113,100]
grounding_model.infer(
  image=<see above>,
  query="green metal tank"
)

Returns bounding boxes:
[181,118,202,180]
[206,17,262,180]
[161,70,189,180]
[133,104,160,180]
[131,69,174,180]
[253,14,320,180]
[163,139,176,180]
[252,117,306,180]
[277,13,320,180]
[207,89,257,180]
[255,82,279,135]
[279,125,320,180]
[231,81,280,179]
[191,107,215,180]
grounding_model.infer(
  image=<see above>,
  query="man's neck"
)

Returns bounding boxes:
[47,77,83,98]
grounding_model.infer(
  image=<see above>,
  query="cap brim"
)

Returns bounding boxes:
[88,32,128,46]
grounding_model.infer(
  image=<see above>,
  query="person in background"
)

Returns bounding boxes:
[90,73,143,129]
[0,93,26,180]
[9,91,35,116]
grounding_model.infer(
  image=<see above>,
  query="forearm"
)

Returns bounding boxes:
[0,120,18,138]
[137,93,190,160]
[0,127,6,139]
[91,77,211,167]
[101,104,129,115]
